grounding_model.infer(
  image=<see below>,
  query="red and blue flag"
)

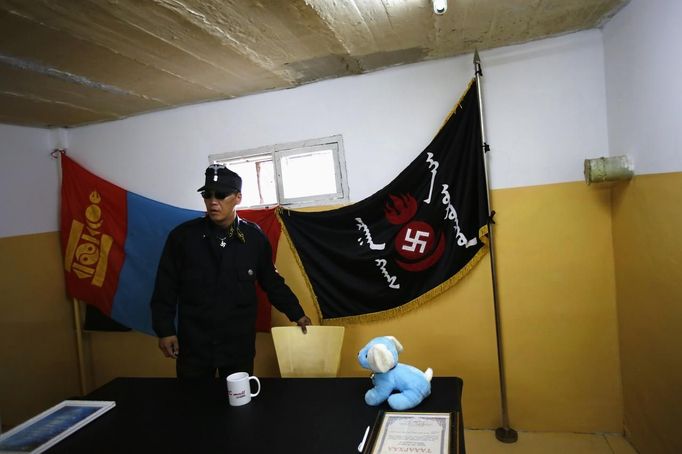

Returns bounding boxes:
[60,155,279,334]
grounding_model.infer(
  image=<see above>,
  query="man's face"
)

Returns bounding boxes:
[203,190,242,227]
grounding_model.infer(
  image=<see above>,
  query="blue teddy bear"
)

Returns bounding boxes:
[357,336,433,411]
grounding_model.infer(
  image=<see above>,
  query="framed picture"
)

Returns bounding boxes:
[364,411,459,454]
[0,400,115,453]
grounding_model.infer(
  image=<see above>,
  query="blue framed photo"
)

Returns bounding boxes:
[0,400,115,453]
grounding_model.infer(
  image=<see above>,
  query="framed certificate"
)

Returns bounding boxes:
[365,411,459,454]
[0,400,115,454]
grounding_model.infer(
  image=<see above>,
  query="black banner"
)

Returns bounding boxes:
[279,80,489,323]
[83,304,131,332]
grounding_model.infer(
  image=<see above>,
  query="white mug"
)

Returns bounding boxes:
[226,372,261,406]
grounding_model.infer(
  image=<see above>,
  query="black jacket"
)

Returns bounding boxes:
[151,216,304,366]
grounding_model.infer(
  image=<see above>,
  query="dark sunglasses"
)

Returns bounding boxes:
[201,190,233,200]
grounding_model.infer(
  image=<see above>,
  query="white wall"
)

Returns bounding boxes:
[603,0,682,174]
[0,124,58,238]
[1,29,610,238]
[66,30,609,203]
[484,31,609,188]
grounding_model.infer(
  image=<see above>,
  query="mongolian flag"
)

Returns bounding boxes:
[59,155,280,334]
[279,80,489,323]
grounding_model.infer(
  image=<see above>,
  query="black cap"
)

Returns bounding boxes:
[197,164,242,193]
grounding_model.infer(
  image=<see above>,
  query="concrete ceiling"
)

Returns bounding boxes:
[0,0,628,128]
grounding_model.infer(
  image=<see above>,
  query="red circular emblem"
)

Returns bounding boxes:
[395,221,435,260]
[394,221,446,271]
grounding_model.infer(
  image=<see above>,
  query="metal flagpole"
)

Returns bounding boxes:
[473,50,518,443]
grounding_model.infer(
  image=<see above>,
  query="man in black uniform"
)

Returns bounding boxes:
[151,164,311,378]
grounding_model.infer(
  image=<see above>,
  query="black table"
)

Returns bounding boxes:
[47,377,464,453]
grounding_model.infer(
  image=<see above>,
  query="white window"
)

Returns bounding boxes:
[209,135,349,208]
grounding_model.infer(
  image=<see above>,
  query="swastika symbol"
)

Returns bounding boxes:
[401,228,430,254]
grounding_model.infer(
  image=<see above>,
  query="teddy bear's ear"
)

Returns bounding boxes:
[385,336,404,353]
[367,343,396,373]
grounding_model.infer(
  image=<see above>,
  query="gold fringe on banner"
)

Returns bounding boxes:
[434,78,476,135]
[324,242,489,326]
[278,205,491,326]
[276,207,326,323]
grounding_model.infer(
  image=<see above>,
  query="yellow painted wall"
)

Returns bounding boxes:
[0,181,623,433]
[494,182,622,432]
[0,233,80,427]
[611,172,682,454]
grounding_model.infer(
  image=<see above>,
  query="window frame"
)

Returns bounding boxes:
[209,134,350,209]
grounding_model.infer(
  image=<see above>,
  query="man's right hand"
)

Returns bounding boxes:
[296,315,312,334]
[158,335,179,359]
